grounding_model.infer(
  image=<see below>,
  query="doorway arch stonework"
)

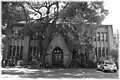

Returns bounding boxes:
[52,46,63,67]
[45,33,72,67]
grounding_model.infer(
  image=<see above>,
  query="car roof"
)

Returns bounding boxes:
[104,60,114,62]
[100,60,114,62]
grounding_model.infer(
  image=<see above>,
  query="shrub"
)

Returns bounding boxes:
[29,59,38,65]
[109,49,118,60]
[6,59,15,67]
[28,59,38,69]
[16,60,25,67]
[82,60,96,68]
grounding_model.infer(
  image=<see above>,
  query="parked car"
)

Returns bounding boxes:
[96,60,117,72]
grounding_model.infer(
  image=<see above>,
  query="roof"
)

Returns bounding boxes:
[98,25,112,27]
[11,23,25,27]
[47,33,70,54]
[11,20,35,28]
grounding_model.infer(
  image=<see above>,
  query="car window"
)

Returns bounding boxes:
[105,61,114,65]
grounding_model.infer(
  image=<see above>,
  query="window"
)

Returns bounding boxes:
[13,46,16,56]
[98,47,101,58]
[8,45,12,58]
[65,38,67,42]
[59,54,61,59]
[102,48,105,57]
[97,32,100,41]
[106,48,108,56]
[31,36,37,40]
[95,48,97,55]
[94,37,96,41]
[101,32,104,41]
[104,32,108,41]
[20,46,23,59]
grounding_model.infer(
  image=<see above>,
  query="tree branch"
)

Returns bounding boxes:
[46,2,57,17]
[26,2,43,19]
[63,2,69,9]
[18,3,37,34]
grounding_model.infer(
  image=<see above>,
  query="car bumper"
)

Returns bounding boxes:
[104,68,117,71]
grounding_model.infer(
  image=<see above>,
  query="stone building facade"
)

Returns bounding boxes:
[2,23,113,66]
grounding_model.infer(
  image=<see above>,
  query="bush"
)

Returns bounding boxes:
[109,49,118,59]
[82,60,96,68]
[16,60,25,68]
[6,59,15,67]
[17,60,24,66]
[28,59,38,69]
[29,59,38,65]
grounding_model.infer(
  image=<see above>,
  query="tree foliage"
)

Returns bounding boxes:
[2,1,108,37]
[2,1,108,66]
[2,2,30,25]
[2,2,30,35]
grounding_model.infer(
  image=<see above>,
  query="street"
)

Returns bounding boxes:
[1,68,118,79]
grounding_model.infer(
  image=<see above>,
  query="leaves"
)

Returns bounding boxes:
[2,1,108,54]
[2,1,109,65]
[2,2,30,27]
[59,1,107,25]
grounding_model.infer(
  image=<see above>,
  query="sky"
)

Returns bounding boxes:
[102,0,120,33]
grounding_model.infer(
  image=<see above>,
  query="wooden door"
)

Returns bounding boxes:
[52,47,63,67]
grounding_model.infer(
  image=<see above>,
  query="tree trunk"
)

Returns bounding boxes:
[42,35,49,67]
[42,16,58,67]
[42,25,52,67]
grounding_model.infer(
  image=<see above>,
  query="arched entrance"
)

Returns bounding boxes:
[52,46,63,67]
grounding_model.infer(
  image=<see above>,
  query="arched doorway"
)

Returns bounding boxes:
[52,46,63,67]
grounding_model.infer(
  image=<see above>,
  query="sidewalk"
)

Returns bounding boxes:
[1,68,118,79]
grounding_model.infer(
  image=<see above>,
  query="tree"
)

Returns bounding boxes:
[2,1,108,66]
[58,1,108,63]
[2,2,32,41]
[109,49,118,60]
[2,2,30,27]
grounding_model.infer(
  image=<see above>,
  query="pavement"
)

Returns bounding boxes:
[1,68,119,79]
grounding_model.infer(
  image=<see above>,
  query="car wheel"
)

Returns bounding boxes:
[102,68,106,72]
[97,68,99,70]
[113,70,117,72]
